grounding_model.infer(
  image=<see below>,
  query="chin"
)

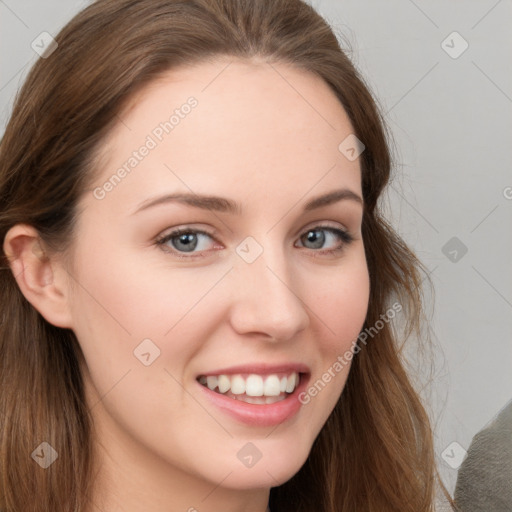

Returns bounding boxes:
[215,440,312,490]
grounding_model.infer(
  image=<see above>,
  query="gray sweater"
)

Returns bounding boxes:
[454,400,512,512]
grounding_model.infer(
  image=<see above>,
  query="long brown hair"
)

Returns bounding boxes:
[0,1,454,510]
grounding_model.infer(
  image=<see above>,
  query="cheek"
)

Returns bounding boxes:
[312,258,370,353]
[67,243,234,407]
[70,241,224,339]
[300,257,369,415]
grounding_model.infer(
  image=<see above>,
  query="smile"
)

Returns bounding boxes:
[196,363,310,426]
[197,372,300,405]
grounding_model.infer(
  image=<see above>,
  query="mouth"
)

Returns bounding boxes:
[195,363,311,426]
[197,371,302,405]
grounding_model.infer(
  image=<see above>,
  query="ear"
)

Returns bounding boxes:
[3,224,74,329]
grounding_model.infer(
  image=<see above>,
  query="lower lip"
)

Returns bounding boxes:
[197,374,309,427]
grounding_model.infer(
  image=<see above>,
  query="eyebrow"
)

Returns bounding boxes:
[132,188,363,216]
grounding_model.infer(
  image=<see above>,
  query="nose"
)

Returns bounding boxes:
[228,246,310,342]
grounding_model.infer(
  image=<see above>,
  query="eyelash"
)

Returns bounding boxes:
[155,225,354,259]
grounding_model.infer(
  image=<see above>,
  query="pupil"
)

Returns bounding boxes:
[173,233,197,252]
[306,230,324,249]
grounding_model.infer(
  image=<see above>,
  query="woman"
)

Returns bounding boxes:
[0,0,456,510]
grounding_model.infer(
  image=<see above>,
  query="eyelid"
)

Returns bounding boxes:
[298,219,349,235]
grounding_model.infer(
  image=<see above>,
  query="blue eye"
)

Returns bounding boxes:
[156,225,353,259]
[156,228,215,256]
[297,227,353,253]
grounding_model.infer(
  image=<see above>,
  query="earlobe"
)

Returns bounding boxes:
[3,224,74,329]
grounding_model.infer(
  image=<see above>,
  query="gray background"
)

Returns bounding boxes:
[1,0,511,496]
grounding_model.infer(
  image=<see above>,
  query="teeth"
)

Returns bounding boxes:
[285,373,297,393]
[206,375,218,391]
[245,375,263,396]
[243,396,266,404]
[231,375,246,395]
[263,375,281,396]
[199,372,300,397]
[217,374,230,393]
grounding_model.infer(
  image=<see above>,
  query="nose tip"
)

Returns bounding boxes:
[228,259,310,342]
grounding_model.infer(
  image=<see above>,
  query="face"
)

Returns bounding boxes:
[65,57,369,500]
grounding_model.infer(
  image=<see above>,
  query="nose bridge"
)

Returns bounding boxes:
[229,238,310,340]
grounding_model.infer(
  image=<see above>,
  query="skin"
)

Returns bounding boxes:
[4,57,370,512]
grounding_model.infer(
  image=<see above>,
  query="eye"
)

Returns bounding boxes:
[155,228,217,258]
[295,225,354,255]
[155,224,354,259]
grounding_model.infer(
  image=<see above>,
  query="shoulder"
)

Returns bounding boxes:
[454,400,512,511]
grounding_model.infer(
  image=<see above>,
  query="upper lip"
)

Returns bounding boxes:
[197,362,310,377]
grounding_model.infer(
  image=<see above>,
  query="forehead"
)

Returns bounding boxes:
[87,57,362,214]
